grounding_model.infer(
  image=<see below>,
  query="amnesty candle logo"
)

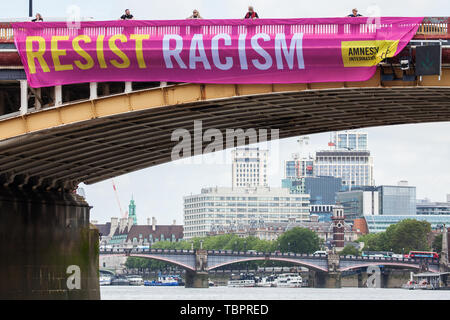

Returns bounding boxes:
[341,40,399,67]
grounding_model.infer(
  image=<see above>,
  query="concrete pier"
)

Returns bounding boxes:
[185,271,209,288]
[0,187,100,299]
[309,270,342,288]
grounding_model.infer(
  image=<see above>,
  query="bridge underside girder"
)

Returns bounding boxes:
[0,70,450,190]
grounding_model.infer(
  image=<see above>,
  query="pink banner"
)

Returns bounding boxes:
[12,18,423,88]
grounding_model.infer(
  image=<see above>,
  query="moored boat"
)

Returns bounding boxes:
[99,275,112,286]
[144,274,183,286]
[275,273,303,288]
[227,279,256,287]
[127,275,144,286]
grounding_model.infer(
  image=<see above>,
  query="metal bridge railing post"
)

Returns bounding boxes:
[125,81,133,93]
[89,82,98,100]
[19,80,28,115]
[54,85,62,107]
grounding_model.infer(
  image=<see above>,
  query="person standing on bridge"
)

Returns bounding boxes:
[187,9,203,19]
[243,6,259,19]
[348,8,363,17]
[120,9,134,20]
[32,13,43,22]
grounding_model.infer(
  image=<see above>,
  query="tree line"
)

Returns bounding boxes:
[125,219,442,271]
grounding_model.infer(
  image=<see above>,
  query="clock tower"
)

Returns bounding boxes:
[332,205,345,251]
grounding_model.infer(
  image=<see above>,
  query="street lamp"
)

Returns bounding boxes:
[29,0,33,17]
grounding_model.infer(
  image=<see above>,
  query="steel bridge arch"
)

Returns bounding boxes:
[206,256,328,272]
[339,262,431,272]
[129,253,196,271]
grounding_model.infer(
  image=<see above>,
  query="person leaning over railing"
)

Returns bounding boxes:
[120,9,134,20]
[243,6,259,20]
[32,13,43,22]
[187,9,203,19]
[347,8,362,17]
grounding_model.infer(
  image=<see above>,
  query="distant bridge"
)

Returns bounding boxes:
[100,248,441,287]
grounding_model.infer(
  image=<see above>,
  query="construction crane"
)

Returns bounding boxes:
[111,179,127,219]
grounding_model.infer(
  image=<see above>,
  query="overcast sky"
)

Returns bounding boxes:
[2,1,449,225]
[1,0,449,20]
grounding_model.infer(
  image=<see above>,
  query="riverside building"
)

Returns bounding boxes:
[183,186,310,239]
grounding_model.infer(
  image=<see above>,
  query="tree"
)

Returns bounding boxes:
[357,219,432,254]
[387,219,431,253]
[432,234,442,253]
[276,227,320,254]
[340,245,360,256]
[357,233,383,252]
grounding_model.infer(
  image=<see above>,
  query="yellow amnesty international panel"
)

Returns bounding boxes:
[341,40,400,67]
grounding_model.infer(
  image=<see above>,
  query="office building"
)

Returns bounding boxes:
[315,130,374,188]
[377,184,416,216]
[364,215,450,233]
[336,187,379,222]
[232,148,268,188]
[183,186,310,239]
[417,195,450,216]
[285,157,315,179]
[315,150,374,188]
[309,204,335,222]
[334,131,368,151]
[283,176,342,203]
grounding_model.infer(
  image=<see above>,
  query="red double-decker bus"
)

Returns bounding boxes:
[407,251,439,259]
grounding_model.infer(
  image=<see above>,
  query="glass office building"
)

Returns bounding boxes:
[336,187,379,222]
[282,176,342,204]
[417,199,450,215]
[377,185,416,216]
[336,131,368,151]
[365,215,450,233]
[285,158,315,179]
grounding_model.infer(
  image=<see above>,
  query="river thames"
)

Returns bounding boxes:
[101,286,450,300]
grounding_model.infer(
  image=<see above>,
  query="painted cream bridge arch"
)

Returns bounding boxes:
[0,68,450,190]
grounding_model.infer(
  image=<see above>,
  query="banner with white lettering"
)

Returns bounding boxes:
[12,18,423,88]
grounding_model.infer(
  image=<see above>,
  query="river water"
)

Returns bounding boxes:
[101,286,450,300]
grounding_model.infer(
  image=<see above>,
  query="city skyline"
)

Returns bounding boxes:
[82,122,450,225]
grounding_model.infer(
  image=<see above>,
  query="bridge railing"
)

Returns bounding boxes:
[415,17,450,39]
[0,23,13,43]
[0,17,449,43]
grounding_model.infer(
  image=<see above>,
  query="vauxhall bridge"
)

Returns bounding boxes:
[0,17,449,299]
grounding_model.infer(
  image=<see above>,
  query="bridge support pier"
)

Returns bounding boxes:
[357,272,365,288]
[309,271,342,288]
[0,186,100,299]
[184,271,209,288]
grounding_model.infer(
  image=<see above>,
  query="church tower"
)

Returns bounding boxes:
[128,196,137,225]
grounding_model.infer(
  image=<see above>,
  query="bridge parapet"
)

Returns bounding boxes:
[0,17,449,43]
